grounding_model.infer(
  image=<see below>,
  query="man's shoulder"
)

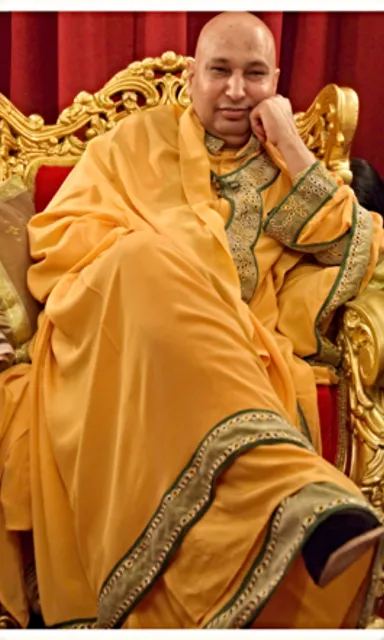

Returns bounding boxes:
[81,103,184,165]
[112,103,182,137]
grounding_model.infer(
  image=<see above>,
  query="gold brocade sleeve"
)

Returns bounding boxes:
[264,162,384,365]
[264,161,372,262]
[264,161,384,290]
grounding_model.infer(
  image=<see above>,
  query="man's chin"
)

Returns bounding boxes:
[216,123,252,140]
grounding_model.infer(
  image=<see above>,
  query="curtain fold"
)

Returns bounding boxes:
[0,11,383,175]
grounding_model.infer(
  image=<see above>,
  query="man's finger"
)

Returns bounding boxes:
[252,120,266,143]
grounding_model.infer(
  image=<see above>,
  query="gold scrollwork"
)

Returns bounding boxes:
[295,85,358,185]
[338,291,384,517]
[0,52,191,189]
[1,52,358,190]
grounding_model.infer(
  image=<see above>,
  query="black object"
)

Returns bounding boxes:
[302,508,380,585]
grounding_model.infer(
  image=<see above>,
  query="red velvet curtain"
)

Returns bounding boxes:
[1,11,384,175]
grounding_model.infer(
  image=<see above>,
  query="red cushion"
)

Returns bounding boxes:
[33,165,340,466]
[317,385,339,465]
[34,165,74,213]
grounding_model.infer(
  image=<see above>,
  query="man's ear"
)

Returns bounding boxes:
[186,59,195,97]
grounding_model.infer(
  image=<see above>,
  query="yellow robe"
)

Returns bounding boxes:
[1,103,383,628]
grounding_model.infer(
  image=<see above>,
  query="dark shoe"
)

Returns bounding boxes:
[302,508,384,587]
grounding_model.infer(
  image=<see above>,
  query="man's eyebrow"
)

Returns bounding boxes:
[246,60,270,70]
[207,57,270,70]
[208,57,230,65]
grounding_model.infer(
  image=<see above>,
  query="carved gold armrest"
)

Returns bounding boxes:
[338,290,384,514]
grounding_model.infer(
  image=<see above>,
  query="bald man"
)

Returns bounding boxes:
[1,11,384,630]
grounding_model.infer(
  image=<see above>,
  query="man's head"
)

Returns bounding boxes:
[187,12,280,148]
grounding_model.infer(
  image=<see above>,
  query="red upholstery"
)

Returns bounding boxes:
[317,385,339,464]
[34,164,339,466]
[34,165,74,213]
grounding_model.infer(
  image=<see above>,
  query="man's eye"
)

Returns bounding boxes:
[212,67,228,73]
[248,70,264,76]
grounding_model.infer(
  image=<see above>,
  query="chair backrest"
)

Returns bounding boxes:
[0,51,359,189]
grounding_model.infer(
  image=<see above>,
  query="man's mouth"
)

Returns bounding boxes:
[218,107,250,120]
[219,107,249,111]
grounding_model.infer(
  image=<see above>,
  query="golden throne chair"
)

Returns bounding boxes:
[0,51,384,627]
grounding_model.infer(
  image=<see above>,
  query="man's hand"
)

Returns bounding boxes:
[250,95,298,148]
[250,95,316,180]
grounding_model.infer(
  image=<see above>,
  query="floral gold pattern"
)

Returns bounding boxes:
[210,153,279,303]
[264,162,339,248]
[337,294,384,516]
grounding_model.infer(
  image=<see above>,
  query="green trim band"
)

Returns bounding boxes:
[297,402,313,444]
[206,481,381,628]
[308,201,374,365]
[53,618,97,629]
[264,162,340,250]
[98,409,314,628]
[211,152,279,303]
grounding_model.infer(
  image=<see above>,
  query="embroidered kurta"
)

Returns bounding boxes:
[0,103,383,629]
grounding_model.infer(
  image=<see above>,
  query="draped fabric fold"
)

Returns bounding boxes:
[0,104,379,627]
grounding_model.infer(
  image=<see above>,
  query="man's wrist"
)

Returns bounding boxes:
[276,133,316,180]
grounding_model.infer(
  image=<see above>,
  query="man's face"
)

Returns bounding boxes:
[188,26,279,147]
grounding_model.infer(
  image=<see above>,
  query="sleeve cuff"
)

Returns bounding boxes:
[264,161,339,247]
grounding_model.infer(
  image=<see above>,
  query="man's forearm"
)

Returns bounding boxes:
[277,133,317,181]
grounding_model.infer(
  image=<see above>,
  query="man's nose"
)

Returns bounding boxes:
[225,74,246,101]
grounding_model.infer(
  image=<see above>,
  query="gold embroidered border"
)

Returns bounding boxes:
[316,233,350,266]
[264,162,339,247]
[292,164,313,186]
[54,618,97,629]
[205,132,261,159]
[297,401,313,443]
[212,154,279,303]
[98,409,314,628]
[263,160,374,366]
[206,481,381,628]
[313,202,374,365]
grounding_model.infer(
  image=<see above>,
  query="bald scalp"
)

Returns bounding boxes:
[194,12,277,70]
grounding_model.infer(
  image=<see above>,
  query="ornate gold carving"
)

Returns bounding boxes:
[0,52,191,190]
[0,52,357,191]
[295,85,359,185]
[338,291,384,516]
